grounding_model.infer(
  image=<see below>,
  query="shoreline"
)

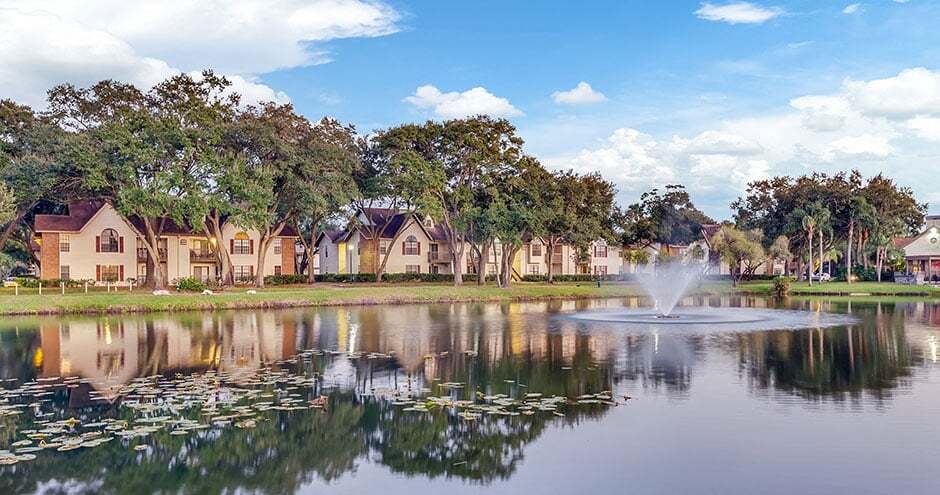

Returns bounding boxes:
[0,281,936,317]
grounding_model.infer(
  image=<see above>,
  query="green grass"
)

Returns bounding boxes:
[3,279,934,316]
[736,280,940,296]
[0,282,670,316]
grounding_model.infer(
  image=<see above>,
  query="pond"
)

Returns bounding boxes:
[1,295,939,494]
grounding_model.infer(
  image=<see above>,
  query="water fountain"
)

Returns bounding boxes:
[637,261,706,318]
[569,260,856,331]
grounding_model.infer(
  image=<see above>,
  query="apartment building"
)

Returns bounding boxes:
[34,201,299,285]
[316,208,626,277]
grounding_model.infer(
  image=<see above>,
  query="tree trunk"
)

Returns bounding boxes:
[140,220,167,290]
[807,228,813,287]
[501,244,520,289]
[292,220,316,284]
[546,241,555,284]
[846,220,854,284]
[818,229,823,281]
[477,241,490,286]
[0,209,27,253]
[255,221,288,288]
[206,213,233,286]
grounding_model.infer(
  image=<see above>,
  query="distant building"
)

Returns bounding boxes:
[33,201,299,285]
[315,207,625,278]
[898,217,940,282]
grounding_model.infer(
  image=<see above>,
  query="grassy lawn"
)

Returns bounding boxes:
[736,280,940,296]
[0,282,671,316]
[2,279,934,316]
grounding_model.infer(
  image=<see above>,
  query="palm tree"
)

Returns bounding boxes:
[802,214,816,286]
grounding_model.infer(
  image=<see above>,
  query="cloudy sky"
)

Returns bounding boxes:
[2,0,939,218]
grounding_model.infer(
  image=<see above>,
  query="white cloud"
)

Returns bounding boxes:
[694,2,784,24]
[907,116,940,141]
[843,68,940,119]
[0,0,399,106]
[552,82,608,105]
[551,67,940,215]
[403,85,523,119]
[842,3,861,14]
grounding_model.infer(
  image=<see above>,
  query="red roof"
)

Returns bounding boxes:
[894,237,916,249]
[34,200,297,237]
[34,201,106,232]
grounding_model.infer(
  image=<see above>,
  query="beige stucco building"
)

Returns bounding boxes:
[34,201,299,285]
[315,208,626,278]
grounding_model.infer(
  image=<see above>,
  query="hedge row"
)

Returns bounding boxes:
[519,274,629,282]
[263,273,503,285]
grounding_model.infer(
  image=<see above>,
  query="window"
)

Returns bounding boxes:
[232,232,251,255]
[274,265,282,276]
[98,264,122,282]
[403,235,419,256]
[100,229,120,253]
[594,243,608,258]
[60,235,70,253]
[274,239,282,255]
[233,265,253,282]
[594,265,608,276]
[487,264,498,275]
[528,264,540,275]
[60,265,70,280]
[405,265,421,274]
[530,243,542,257]
[137,264,147,284]
[379,240,389,255]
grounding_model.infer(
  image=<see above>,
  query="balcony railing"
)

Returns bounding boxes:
[190,250,217,263]
[428,251,450,263]
[137,248,167,262]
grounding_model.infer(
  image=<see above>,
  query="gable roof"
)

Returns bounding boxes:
[356,207,436,241]
[894,237,916,250]
[34,200,298,237]
[34,200,106,232]
[701,224,721,244]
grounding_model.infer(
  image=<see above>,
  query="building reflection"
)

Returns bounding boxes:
[9,296,940,403]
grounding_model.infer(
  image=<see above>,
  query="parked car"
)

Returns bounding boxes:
[3,276,18,287]
[810,273,832,282]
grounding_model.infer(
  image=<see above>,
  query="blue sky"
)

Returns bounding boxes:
[2,1,940,218]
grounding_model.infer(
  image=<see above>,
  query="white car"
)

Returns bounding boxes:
[810,273,831,282]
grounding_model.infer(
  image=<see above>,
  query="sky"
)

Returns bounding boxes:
[2,0,940,219]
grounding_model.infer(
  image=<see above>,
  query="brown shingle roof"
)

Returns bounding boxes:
[894,237,916,249]
[34,200,106,232]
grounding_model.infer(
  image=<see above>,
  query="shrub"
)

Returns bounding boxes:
[175,277,207,292]
[520,274,628,282]
[772,276,793,296]
[264,274,308,285]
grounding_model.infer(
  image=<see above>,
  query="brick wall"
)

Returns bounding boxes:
[281,238,295,275]
[40,232,60,280]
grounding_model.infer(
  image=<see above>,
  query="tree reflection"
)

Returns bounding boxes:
[737,303,914,400]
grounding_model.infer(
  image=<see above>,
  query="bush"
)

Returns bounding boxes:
[520,274,627,282]
[772,276,793,296]
[264,274,308,285]
[832,266,893,282]
[12,277,96,288]
[175,277,207,292]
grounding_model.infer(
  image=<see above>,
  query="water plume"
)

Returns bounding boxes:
[637,261,706,316]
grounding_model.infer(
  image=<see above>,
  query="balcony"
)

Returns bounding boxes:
[190,249,217,263]
[428,251,450,263]
[137,248,167,262]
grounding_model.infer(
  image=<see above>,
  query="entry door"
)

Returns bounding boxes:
[193,266,210,282]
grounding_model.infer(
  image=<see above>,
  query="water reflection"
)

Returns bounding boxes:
[1,296,939,494]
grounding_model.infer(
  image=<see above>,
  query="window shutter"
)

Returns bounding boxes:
[96,265,101,281]
[250,265,254,277]
[249,240,254,255]
[401,242,405,255]
[119,265,124,281]
[417,242,421,255]
[96,236,101,253]
[230,239,234,254]
[119,237,124,253]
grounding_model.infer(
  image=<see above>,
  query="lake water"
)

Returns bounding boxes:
[1,295,939,494]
